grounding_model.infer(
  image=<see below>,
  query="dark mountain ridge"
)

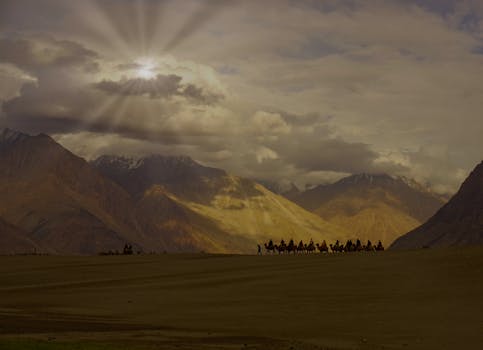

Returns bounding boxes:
[0,128,159,254]
[391,161,483,249]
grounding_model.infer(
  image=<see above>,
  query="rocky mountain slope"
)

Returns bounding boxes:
[0,217,42,255]
[391,161,483,249]
[288,173,446,245]
[0,128,159,254]
[93,155,350,248]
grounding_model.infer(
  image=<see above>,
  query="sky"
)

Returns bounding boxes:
[0,0,482,194]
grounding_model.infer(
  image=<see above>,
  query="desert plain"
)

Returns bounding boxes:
[0,247,482,350]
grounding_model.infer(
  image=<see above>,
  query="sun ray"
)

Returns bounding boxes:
[77,0,136,60]
[82,94,121,129]
[135,0,147,55]
[145,1,169,57]
[163,0,232,52]
[107,94,131,134]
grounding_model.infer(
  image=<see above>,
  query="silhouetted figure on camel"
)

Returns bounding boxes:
[297,240,305,253]
[355,239,364,252]
[375,240,385,251]
[264,240,275,254]
[276,239,287,254]
[330,240,344,253]
[261,237,384,255]
[344,240,354,252]
[316,240,328,253]
[123,243,133,255]
[365,240,375,251]
[306,239,316,253]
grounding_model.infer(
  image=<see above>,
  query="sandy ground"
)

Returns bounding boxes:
[0,247,482,349]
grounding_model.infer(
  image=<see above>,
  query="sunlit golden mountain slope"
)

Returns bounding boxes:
[289,174,445,245]
[94,156,350,250]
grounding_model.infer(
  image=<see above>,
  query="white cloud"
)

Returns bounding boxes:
[255,146,279,163]
[250,111,291,136]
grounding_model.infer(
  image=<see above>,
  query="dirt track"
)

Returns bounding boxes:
[0,247,482,349]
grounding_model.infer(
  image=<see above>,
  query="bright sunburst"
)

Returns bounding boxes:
[135,59,156,79]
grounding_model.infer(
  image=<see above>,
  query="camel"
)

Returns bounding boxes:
[123,244,133,255]
[365,240,375,252]
[287,239,296,254]
[354,239,364,252]
[306,240,316,253]
[329,243,336,253]
[375,240,385,251]
[330,240,344,253]
[344,240,354,252]
[316,240,328,253]
[264,240,275,254]
[275,243,286,254]
[297,240,305,254]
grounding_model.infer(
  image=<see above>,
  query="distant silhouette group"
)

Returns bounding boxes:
[99,243,135,255]
[262,239,384,254]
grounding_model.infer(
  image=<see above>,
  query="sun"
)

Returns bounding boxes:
[135,59,156,79]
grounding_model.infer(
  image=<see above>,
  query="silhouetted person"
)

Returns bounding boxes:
[123,243,133,255]
[376,240,384,251]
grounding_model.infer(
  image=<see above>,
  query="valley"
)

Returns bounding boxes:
[0,247,482,349]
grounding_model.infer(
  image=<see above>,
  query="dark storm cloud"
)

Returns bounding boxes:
[0,35,99,73]
[280,138,380,174]
[2,79,183,142]
[277,111,329,126]
[2,77,89,135]
[94,74,182,98]
[94,74,223,103]
[182,83,222,104]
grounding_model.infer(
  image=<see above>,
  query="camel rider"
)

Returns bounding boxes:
[377,240,384,250]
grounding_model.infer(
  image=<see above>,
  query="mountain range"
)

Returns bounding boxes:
[286,173,446,245]
[92,155,349,251]
[1,128,480,254]
[0,129,348,254]
[0,128,156,254]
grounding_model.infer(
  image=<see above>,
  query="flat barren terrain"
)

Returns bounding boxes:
[0,247,482,349]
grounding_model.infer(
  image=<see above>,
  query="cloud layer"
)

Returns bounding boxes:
[1,0,482,193]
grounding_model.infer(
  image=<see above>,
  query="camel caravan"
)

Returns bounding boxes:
[261,239,384,255]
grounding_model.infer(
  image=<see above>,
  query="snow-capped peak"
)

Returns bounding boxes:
[92,155,143,170]
[92,154,198,170]
[0,128,29,146]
